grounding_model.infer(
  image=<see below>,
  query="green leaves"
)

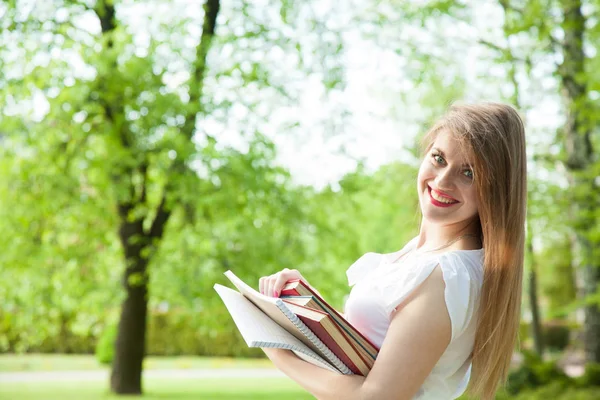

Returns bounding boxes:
[2,0,598,365]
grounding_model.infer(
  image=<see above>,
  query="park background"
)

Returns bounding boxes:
[1,0,600,399]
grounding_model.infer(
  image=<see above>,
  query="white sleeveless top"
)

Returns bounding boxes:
[344,236,484,399]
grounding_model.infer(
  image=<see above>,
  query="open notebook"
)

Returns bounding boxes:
[214,270,352,374]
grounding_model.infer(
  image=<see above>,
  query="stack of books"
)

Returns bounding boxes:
[214,270,379,375]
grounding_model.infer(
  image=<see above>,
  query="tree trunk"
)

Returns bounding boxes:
[581,236,600,362]
[110,263,148,394]
[110,206,149,394]
[558,0,600,363]
[110,194,171,394]
[526,223,544,357]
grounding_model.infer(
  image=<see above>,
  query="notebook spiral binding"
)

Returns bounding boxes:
[275,299,352,375]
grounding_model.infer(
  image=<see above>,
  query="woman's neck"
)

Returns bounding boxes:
[416,221,482,252]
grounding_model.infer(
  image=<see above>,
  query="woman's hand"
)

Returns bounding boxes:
[258,268,310,298]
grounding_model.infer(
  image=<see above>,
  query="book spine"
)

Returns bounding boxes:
[282,285,378,360]
[296,316,363,375]
[275,300,352,375]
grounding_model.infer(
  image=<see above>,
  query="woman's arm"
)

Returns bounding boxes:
[262,265,452,400]
[263,348,364,396]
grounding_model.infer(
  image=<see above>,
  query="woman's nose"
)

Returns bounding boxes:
[434,168,455,190]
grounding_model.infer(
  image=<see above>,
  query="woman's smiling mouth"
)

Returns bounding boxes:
[428,186,459,207]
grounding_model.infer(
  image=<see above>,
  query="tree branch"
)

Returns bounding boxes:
[477,39,526,63]
[91,1,133,150]
[498,0,525,15]
[182,0,221,140]
[139,162,148,204]
[93,0,116,34]
[149,193,171,240]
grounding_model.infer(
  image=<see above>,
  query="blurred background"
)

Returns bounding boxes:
[0,0,599,399]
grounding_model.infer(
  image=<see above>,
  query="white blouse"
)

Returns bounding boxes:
[344,236,484,399]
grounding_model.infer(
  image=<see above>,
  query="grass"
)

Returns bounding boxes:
[0,378,314,400]
[0,354,274,372]
[0,354,309,400]
[3,354,599,400]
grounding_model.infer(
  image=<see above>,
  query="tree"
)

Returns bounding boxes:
[79,1,223,393]
[556,0,600,364]
[1,0,348,393]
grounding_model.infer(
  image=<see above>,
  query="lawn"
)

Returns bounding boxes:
[0,378,314,400]
[0,354,311,400]
[4,354,598,400]
[0,354,273,372]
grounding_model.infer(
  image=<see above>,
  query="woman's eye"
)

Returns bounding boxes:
[432,154,444,164]
[463,169,473,179]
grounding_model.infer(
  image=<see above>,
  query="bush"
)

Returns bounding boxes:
[0,311,97,354]
[575,362,600,387]
[543,320,571,351]
[146,308,264,358]
[1,307,267,358]
[510,382,600,400]
[506,349,572,395]
[95,323,117,365]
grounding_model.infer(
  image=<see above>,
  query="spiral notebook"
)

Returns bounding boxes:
[214,270,352,375]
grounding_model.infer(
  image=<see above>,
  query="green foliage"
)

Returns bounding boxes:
[4,308,265,359]
[1,3,599,390]
[542,321,571,352]
[0,151,425,355]
[518,321,530,345]
[0,0,350,365]
[146,308,263,358]
[536,238,578,318]
[506,350,573,395]
[95,324,117,365]
[495,382,600,400]
[575,363,600,387]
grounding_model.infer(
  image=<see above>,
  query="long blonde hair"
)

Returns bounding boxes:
[420,102,527,399]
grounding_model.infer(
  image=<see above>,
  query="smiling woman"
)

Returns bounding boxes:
[412,102,527,399]
[258,102,527,400]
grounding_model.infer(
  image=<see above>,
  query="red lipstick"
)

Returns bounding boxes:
[428,186,458,208]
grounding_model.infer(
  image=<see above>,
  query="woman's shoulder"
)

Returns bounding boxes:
[438,247,485,269]
[345,237,484,287]
[434,249,485,290]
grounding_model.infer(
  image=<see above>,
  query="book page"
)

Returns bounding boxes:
[220,271,352,374]
[214,284,339,373]
[223,271,320,353]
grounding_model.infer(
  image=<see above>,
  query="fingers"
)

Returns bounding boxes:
[259,276,267,296]
[268,268,288,297]
[259,268,302,297]
[271,274,286,298]
[266,274,276,298]
[259,274,276,296]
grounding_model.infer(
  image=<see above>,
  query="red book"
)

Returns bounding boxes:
[281,279,379,364]
[282,301,371,376]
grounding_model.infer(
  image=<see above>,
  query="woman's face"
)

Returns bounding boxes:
[417,130,479,226]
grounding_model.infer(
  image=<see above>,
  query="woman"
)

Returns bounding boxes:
[258,102,527,400]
